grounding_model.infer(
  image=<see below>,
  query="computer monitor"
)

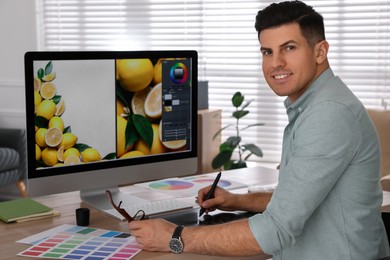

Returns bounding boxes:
[24,50,198,213]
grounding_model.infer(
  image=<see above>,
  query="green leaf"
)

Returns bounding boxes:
[242,143,263,157]
[37,68,44,80]
[212,124,234,140]
[125,117,139,149]
[53,95,62,105]
[230,160,247,169]
[233,110,249,119]
[212,150,233,169]
[232,92,244,107]
[225,136,241,148]
[132,114,153,148]
[103,152,117,160]
[45,61,53,75]
[35,116,48,128]
[64,126,71,133]
[116,85,130,108]
[240,123,265,131]
[219,142,234,152]
[74,143,91,152]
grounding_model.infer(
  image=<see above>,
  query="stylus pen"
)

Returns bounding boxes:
[199,172,222,217]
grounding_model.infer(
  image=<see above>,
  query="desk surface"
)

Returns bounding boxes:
[0,166,278,260]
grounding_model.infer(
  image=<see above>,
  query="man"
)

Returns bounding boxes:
[129,1,390,258]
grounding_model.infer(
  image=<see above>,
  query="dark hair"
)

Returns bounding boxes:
[255,0,325,47]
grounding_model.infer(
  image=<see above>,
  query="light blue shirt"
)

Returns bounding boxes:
[249,68,390,259]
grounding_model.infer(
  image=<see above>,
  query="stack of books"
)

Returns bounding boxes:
[0,198,60,223]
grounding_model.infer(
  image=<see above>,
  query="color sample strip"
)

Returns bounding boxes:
[18,232,141,259]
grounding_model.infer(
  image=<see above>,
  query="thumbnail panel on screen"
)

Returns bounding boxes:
[33,57,192,171]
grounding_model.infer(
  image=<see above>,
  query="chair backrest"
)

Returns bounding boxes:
[367,109,390,179]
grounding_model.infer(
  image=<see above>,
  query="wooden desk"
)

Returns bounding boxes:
[0,166,278,260]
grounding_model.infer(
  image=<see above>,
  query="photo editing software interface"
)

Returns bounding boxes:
[28,52,196,181]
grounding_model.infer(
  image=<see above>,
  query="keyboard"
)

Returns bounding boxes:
[104,198,195,221]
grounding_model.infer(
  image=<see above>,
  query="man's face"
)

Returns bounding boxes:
[259,23,323,103]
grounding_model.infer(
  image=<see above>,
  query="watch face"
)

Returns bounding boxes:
[169,238,183,253]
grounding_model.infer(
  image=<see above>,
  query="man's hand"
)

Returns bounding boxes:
[128,218,176,252]
[197,186,238,214]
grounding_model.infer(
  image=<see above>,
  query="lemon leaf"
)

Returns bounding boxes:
[38,68,44,80]
[74,143,91,152]
[125,117,139,149]
[103,153,117,160]
[64,126,71,133]
[35,116,48,128]
[132,114,153,149]
[45,61,53,75]
[116,86,130,108]
[53,95,62,104]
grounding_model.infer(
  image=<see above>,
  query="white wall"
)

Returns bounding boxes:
[0,0,37,129]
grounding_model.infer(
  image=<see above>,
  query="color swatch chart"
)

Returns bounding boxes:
[18,232,141,259]
[17,225,141,260]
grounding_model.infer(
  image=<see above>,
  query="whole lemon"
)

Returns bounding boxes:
[36,99,56,120]
[81,148,102,162]
[41,147,58,166]
[116,59,154,92]
[120,150,145,159]
[48,116,65,132]
[134,123,167,155]
[35,144,41,161]
[117,115,133,157]
[60,133,78,150]
[35,128,48,148]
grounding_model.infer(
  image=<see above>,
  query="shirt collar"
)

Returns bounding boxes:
[284,68,334,122]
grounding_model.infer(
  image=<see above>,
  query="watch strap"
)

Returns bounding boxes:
[172,225,184,239]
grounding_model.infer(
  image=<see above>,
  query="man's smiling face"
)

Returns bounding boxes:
[259,23,328,103]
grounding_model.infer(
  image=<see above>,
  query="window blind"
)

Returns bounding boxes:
[37,0,390,163]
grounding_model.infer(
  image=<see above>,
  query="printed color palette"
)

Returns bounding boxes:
[18,232,141,259]
[148,180,194,190]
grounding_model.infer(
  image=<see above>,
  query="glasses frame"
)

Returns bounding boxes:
[105,190,147,222]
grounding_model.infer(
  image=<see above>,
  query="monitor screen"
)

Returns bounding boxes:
[24,50,198,211]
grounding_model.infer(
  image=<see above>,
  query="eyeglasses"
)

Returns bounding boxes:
[105,190,148,222]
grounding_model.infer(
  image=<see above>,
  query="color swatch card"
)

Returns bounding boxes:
[17,232,141,259]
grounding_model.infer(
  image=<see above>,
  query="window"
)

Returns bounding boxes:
[37,0,390,163]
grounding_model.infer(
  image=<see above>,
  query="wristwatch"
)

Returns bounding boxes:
[169,225,184,254]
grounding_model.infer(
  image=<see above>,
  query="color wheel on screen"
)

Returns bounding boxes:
[149,180,194,190]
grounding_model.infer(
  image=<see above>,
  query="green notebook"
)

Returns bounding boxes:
[0,198,53,223]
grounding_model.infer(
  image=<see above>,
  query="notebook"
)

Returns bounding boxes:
[0,198,55,223]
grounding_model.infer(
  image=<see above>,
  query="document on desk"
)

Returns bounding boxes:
[135,174,247,198]
[16,224,141,260]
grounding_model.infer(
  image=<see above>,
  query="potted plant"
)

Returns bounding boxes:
[211,92,264,170]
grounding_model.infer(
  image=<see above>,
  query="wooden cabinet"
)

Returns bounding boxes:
[197,109,221,174]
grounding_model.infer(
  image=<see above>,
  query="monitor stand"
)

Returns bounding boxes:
[79,187,198,226]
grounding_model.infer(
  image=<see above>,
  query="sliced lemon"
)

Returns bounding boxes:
[34,77,42,91]
[57,145,65,162]
[131,87,150,116]
[158,120,186,150]
[64,154,81,165]
[45,127,63,147]
[64,147,81,160]
[41,147,58,167]
[144,83,162,119]
[55,99,65,116]
[40,82,57,99]
[42,72,56,82]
